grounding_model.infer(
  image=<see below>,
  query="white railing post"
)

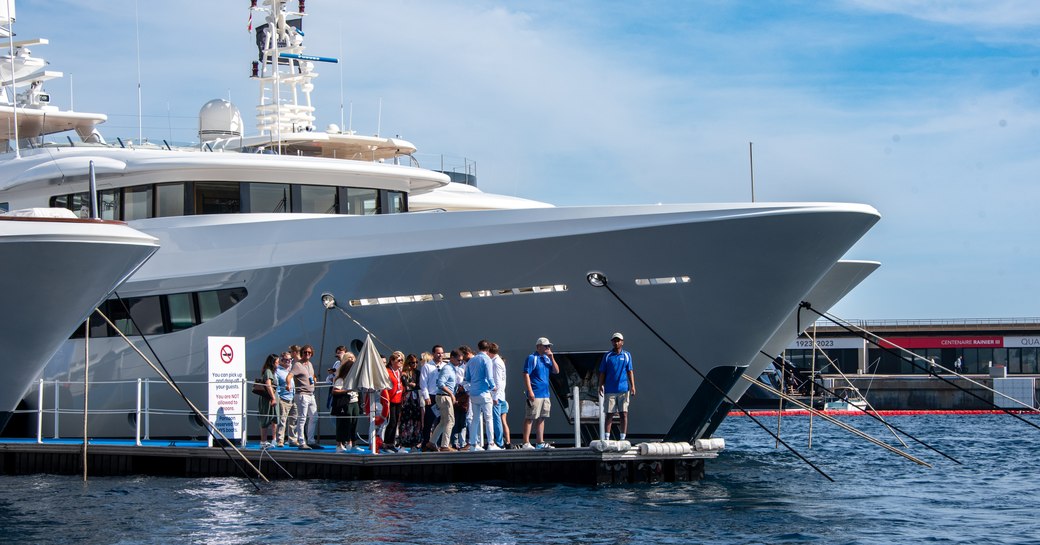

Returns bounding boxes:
[143,379,151,440]
[52,379,60,439]
[369,394,377,455]
[36,378,44,444]
[135,378,142,446]
[240,378,248,448]
[598,392,606,441]
[572,385,581,448]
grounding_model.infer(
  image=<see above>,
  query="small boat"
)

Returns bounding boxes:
[823,386,869,412]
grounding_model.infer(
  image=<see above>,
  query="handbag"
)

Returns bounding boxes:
[252,377,271,399]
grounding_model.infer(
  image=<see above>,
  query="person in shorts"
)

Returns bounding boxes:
[522,337,559,449]
[598,332,636,441]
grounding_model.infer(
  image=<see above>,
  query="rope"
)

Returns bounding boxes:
[745,376,932,467]
[591,276,834,481]
[99,305,268,490]
[762,350,962,465]
[803,304,1040,432]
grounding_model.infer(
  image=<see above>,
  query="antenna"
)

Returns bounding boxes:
[376,97,382,136]
[749,141,755,202]
[134,0,143,144]
[338,22,344,131]
[69,73,74,111]
[5,0,19,158]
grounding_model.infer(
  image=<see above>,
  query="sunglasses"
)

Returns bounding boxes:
[302,350,314,355]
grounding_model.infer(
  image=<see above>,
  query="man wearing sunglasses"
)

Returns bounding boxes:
[291,344,320,449]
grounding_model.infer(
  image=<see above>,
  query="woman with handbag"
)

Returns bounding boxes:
[331,353,360,453]
[256,354,279,448]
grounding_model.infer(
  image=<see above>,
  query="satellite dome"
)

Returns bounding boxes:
[198,99,243,142]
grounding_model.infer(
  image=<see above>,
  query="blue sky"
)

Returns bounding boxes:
[12,1,1040,320]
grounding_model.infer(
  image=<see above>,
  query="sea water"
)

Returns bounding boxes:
[2,414,1038,544]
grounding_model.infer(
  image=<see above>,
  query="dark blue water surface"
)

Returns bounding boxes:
[2,414,1038,544]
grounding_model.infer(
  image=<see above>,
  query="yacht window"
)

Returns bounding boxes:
[246,182,290,213]
[156,183,186,218]
[344,188,379,215]
[198,287,246,322]
[70,192,90,218]
[109,296,164,336]
[124,185,154,221]
[195,182,241,214]
[167,293,196,331]
[0,202,7,213]
[299,185,337,214]
[50,195,67,209]
[99,190,121,220]
[386,191,406,214]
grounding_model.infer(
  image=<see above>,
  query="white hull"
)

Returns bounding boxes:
[23,202,878,440]
[0,216,158,429]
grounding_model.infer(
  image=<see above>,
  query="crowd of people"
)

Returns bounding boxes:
[253,334,636,453]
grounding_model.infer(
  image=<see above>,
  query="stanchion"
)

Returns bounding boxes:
[598,392,606,441]
[144,379,151,440]
[36,378,43,444]
[135,378,142,446]
[572,385,581,448]
[52,380,59,439]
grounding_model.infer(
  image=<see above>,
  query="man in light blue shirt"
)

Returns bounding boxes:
[431,352,457,451]
[463,340,498,451]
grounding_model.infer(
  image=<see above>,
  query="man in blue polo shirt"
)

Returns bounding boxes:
[598,332,636,441]
[522,336,559,449]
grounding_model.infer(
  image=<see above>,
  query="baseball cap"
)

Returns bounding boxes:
[536,337,552,347]
[611,332,624,340]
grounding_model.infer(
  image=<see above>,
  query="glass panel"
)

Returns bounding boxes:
[70,192,90,218]
[963,349,978,374]
[198,287,247,322]
[978,348,994,371]
[167,293,196,331]
[345,188,378,215]
[1023,348,1038,374]
[124,185,154,220]
[156,183,186,217]
[0,202,8,213]
[247,183,290,213]
[98,189,121,220]
[1009,349,1022,374]
[195,182,241,214]
[197,291,223,322]
[993,348,1008,366]
[126,296,164,335]
[386,190,405,213]
[299,185,336,213]
[50,195,67,209]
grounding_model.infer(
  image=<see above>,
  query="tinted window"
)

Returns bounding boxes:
[124,185,153,220]
[195,182,240,214]
[167,293,196,331]
[156,183,186,217]
[387,190,406,214]
[247,183,290,213]
[99,190,121,220]
[299,185,336,213]
[344,188,378,215]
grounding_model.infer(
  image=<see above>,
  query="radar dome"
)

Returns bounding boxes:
[198,99,243,142]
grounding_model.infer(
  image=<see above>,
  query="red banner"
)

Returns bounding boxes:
[878,336,1004,349]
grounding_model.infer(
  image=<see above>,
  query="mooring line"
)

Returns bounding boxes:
[746,376,932,467]
[589,274,834,481]
[761,351,962,465]
[803,304,1040,432]
[98,305,269,489]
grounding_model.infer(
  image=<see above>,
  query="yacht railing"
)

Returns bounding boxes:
[19,378,373,447]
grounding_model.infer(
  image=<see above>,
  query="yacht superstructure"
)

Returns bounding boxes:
[0,1,880,441]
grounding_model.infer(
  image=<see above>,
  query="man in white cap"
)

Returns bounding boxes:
[598,332,636,441]
[522,336,559,449]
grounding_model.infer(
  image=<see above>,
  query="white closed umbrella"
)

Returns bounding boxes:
[344,334,390,453]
